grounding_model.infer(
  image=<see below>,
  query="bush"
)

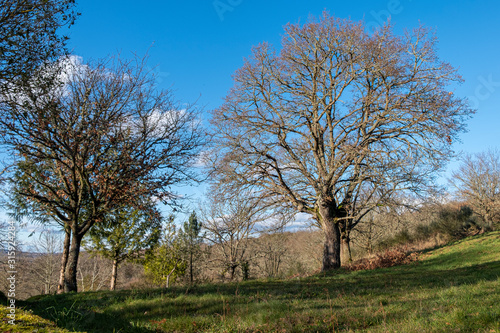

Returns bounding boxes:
[379,205,484,250]
[377,229,412,250]
[430,205,482,240]
[347,247,419,271]
[414,224,433,240]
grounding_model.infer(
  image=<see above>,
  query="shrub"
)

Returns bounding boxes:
[377,229,412,250]
[347,247,419,271]
[430,205,482,240]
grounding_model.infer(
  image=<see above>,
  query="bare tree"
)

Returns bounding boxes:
[0,221,8,253]
[77,252,112,292]
[257,229,288,278]
[201,189,268,281]
[1,55,203,292]
[450,149,500,229]
[209,13,473,270]
[30,229,62,294]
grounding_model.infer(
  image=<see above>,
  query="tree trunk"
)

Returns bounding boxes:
[483,212,493,230]
[166,267,175,288]
[322,222,341,270]
[64,231,82,292]
[229,264,237,280]
[340,236,352,266]
[110,259,118,291]
[165,260,180,288]
[57,227,71,294]
[319,198,341,270]
[189,251,193,284]
[339,217,353,266]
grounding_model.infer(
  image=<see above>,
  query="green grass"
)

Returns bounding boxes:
[0,304,81,332]
[17,231,500,332]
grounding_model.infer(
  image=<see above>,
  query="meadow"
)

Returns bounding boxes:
[2,231,500,332]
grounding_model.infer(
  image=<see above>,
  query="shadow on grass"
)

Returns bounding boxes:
[25,260,499,332]
[20,232,500,332]
[20,291,156,333]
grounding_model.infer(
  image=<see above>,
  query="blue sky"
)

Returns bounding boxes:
[6,0,500,240]
[66,0,499,155]
[65,0,500,227]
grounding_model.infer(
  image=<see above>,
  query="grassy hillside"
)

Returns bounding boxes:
[8,231,500,332]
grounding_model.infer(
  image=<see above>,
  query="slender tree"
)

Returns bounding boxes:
[209,13,473,270]
[85,202,162,290]
[1,56,203,292]
[30,229,61,294]
[201,189,268,280]
[179,211,203,284]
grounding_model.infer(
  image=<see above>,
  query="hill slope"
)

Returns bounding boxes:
[10,231,500,332]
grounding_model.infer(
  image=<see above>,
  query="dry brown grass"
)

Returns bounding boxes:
[346,247,420,271]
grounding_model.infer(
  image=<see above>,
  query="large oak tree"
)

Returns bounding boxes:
[209,14,473,270]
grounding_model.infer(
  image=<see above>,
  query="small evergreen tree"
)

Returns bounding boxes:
[86,204,162,290]
[179,211,203,284]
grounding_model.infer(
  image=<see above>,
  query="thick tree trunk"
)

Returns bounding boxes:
[319,197,342,270]
[110,259,119,291]
[322,222,341,270]
[57,228,71,294]
[64,231,82,292]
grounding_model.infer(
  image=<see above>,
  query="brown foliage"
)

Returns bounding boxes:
[347,247,420,272]
[1,55,203,292]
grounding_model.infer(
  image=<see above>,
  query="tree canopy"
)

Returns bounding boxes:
[0,0,77,83]
[179,211,203,284]
[451,149,500,229]
[1,55,203,291]
[144,218,187,288]
[208,13,474,270]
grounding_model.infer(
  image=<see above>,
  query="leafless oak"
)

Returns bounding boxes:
[209,14,473,270]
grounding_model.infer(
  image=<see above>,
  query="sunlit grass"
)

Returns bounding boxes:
[20,231,500,332]
[0,304,82,333]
